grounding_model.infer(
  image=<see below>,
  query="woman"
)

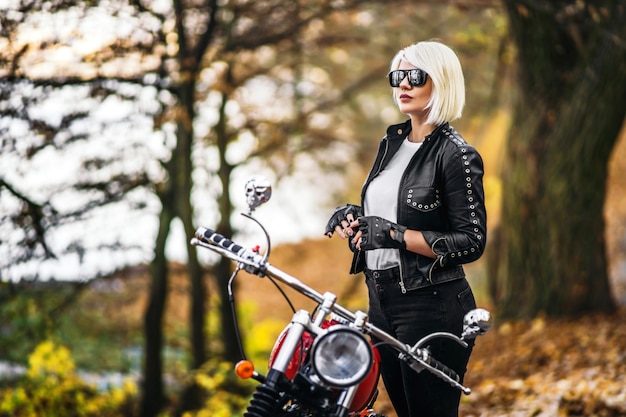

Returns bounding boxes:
[324,40,487,417]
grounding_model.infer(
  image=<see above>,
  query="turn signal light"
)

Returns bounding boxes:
[235,360,255,379]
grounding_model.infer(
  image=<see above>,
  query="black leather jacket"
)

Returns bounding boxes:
[350,120,487,292]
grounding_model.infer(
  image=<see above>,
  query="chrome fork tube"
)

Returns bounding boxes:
[269,310,310,374]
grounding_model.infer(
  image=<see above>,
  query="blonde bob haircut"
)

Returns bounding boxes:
[390,40,465,126]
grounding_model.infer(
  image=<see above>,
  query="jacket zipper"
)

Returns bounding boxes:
[427,236,447,283]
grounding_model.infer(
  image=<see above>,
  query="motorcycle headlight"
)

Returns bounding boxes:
[310,326,373,388]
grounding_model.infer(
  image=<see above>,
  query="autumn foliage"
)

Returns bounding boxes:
[461,309,626,417]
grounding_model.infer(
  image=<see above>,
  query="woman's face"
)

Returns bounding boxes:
[394,60,432,118]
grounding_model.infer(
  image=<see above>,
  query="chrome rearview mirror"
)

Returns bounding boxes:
[245,175,272,214]
[461,308,493,340]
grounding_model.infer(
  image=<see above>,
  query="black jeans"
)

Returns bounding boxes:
[364,266,476,417]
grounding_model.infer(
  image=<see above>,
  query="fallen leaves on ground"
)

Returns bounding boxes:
[460,308,626,417]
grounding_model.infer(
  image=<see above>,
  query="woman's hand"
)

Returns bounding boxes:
[349,216,406,250]
[324,204,362,238]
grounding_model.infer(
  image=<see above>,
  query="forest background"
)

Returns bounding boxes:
[1,0,625,416]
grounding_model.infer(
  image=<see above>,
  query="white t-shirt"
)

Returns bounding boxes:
[364,138,422,270]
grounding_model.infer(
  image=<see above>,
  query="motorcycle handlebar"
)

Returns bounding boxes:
[191,226,471,394]
[194,227,266,269]
[421,353,470,395]
[193,227,330,304]
[195,227,249,256]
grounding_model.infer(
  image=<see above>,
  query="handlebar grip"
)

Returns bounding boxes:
[195,227,246,257]
[423,355,460,383]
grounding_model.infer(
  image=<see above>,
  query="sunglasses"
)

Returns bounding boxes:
[388,69,428,87]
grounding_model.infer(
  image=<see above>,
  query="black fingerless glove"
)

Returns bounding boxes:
[358,216,407,250]
[324,204,363,236]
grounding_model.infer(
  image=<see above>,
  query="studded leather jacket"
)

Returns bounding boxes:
[350,120,487,293]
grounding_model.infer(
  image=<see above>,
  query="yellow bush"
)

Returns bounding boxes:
[0,340,138,417]
[27,339,75,379]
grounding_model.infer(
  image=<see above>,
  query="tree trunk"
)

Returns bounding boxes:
[141,205,173,417]
[489,0,626,317]
[214,91,241,363]
[173,78,209,414]
[174,258,206,414]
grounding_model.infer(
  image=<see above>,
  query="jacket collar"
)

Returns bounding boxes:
[386,119,450,142]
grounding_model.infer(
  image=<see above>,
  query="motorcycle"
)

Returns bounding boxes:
[191,176,493,417]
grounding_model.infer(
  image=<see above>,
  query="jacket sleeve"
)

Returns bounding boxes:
[421,143,487,268]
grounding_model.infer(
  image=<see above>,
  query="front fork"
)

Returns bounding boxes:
[244,311,310,417]
[267,310,310,379]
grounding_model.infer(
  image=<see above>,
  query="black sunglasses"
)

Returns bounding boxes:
[388,69,428,87]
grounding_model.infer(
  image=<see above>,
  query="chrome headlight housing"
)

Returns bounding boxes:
[310,326,373,388]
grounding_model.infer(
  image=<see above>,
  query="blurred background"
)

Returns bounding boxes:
[1,0,625,416]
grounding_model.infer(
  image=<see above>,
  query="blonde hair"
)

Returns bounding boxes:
[390,40,465,125]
